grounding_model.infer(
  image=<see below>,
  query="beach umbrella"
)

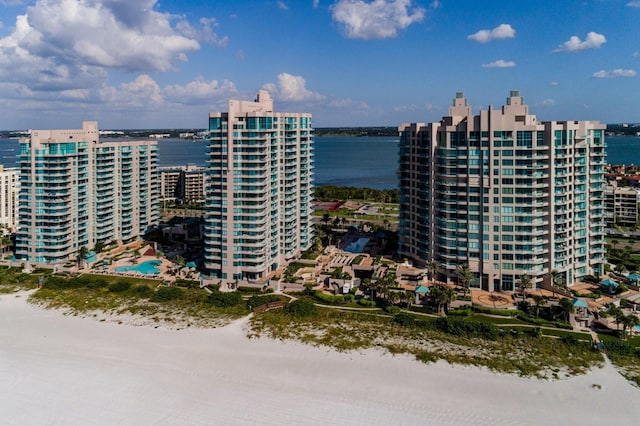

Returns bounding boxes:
[571,298,589,309]
[628,273,640,283]
[600,278,618,288]
[415,285,430,294]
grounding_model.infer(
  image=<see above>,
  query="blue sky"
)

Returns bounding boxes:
[0,0,638,129]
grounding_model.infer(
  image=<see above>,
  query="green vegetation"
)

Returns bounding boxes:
[0,266,40,293]
[599,334,640,386]
[29,273,248,327]
[314,185,398,203]
[249,306,603,378]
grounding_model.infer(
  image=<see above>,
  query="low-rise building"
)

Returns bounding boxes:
[159,164,206,205]
[605,185,639,227]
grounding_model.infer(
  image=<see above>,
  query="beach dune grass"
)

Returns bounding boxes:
[28,273,249,327]
[250,307,604,378]
[0,265,41,293]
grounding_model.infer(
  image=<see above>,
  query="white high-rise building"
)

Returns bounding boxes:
[16,121,159,264]
[398,91,606,292]
[0,165,19,233]
[205,91,314,282]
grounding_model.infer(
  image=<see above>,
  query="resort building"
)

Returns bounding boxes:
[604,185,639,227]
[159,164,206,205]
[0,165,19,232]
[205,90,314,282]
[398,91,607,292]
[16,121,159,264]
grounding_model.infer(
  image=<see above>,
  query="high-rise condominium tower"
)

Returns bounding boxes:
[398,91,606,292]
[17,121,158,264]
[205,91,314,282]
[0,166,19,233]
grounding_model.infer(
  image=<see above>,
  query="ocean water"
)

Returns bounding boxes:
[1,135,639,190]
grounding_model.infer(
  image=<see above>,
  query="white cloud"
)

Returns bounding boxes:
[634,51,640,58]
[99,75,163,107]
[553,32,606,52]
[627,1,640,7]
[429,1,440,9]
[541,99,555,106]
[592,69,637,78]
[482,59,516,68]
[331,0,425,40]
[263,73,324,101]
[0,0,204,96]
[176,17,228,48]
[550,81,559,86]
[313,0,320,8]
[278,1,289,10]
[467,24,515,43]
[163,77,237,103]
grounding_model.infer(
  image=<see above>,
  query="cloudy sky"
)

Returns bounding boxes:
[0,0,638,129]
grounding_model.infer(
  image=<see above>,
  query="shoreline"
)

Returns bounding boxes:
[1,291,639,425]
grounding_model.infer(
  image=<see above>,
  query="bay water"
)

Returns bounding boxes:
[1,135,639,190]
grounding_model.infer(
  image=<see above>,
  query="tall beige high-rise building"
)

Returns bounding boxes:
[205,91,314,282]
[398,91,606,292]
[0,165,19,233]
[17,121,159,264]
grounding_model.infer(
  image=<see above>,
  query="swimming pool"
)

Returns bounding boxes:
[345,237,370,253]
[115,259,162,275]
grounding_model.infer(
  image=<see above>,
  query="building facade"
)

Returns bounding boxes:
[204,91,314,282]
[398,91,606,292]
[604,185,639,227]
[0,166,19,233]
[16,121,158,264]
[159,164,206,205]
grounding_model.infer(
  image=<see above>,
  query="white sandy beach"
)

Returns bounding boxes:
[1,291,639,426]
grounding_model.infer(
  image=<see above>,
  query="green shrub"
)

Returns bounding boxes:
[394,312,417,327]
[385,305,401,314]
[357,299,376,307]
[133,285,152,297]
[247,294,281,309]
[434,317,499,340]
[151,286,184,302]
[85,278,108,289]
[284,299,317,317]
[472,306,521,316]
[237,286,263,293]
[313,290,353,305]
[43,276,83,290]
[108,281,131,293]
[175,279,200,288]
[448,308,473,317]
[207,290,243,307]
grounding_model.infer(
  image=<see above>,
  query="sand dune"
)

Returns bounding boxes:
[1,291,639,425]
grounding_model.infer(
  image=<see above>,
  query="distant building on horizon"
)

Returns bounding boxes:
[398,91,606,291]
[16,121,159,264]
[204,90,314,282]
[0,165,19,233]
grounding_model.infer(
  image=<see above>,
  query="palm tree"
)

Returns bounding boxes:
[77,246,89,269]
[430,285,455,315]
[533,295,545,318]
[321,213,331,227]
[622,314,640,339]
[558,297,575,323]
[456,264,474,298]
[518,273,532,301]
[428,260,442,283]
[614,263,628,276]
[402,290,413,309]
[609,304,625,330]
[549,269,562,298]
[340,217,348,228]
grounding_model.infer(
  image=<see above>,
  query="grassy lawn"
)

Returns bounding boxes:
[249,306,604,379]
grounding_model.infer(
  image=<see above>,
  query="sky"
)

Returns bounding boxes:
[0,0,638,130]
